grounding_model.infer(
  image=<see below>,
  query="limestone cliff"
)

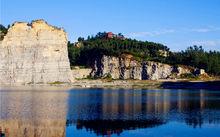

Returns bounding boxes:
[91,55,191,80]
[0,20,72,85]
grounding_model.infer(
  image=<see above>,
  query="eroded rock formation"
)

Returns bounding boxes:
[0,20,72,85]
[91,55,191,80]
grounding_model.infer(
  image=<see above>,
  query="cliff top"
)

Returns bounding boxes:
[0,19,67,42]
[9,19,65,33]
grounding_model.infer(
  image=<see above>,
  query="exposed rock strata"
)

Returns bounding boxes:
[91,55,191,80]
[0,20,72,85]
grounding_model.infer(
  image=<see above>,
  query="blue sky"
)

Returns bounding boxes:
[1,0,220,51]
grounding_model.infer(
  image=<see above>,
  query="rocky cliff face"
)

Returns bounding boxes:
[0,20,72,85]
[91,55,191,80]
[72,67,92,79]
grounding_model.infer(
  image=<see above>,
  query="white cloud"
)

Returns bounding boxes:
[127,26,220,39]
[191,28,213,33]
[126,26,220,38]
[127,29,175,38]
[187,26,220,33]
[191,40,220,47]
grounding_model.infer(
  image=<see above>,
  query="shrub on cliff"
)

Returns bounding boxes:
[0,24,8,40]
[180,73,197,79]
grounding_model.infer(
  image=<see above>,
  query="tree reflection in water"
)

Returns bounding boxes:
[66,89,220,136]
[67,119,165,136]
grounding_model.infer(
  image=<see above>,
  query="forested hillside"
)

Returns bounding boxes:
[167,46,220,75]
[68,32,220,75]
[68,32,170,65]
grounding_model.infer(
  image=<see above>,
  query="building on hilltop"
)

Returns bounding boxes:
[106,32,125,40]
[107,32,114,38]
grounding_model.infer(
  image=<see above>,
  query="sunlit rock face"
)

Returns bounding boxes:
[72,68,92,79]
[91,55,191,80]
[0,20,72,85]
[141,61,173,80]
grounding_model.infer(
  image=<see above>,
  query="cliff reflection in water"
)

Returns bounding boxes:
[1,89,220,137]
[0,90,68,137]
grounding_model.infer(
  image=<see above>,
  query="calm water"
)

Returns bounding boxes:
[0,88,220,137]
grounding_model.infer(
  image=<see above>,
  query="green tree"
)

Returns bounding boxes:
[0,24,8,40]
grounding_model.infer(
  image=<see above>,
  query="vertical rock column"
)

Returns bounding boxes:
[0,20,72,85]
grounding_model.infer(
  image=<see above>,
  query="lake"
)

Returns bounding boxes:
[0,88,220,137]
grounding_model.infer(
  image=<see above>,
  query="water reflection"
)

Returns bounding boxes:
[0,89,220,137]
[0,90,68,137]
[73,119,164,136]
[66,89,220,136]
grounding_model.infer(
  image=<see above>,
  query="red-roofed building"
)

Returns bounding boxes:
[106,32,125,40]
[107,32,114,38]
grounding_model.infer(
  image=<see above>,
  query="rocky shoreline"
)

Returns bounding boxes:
[1,80,219,90]
[72,80,220,90]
